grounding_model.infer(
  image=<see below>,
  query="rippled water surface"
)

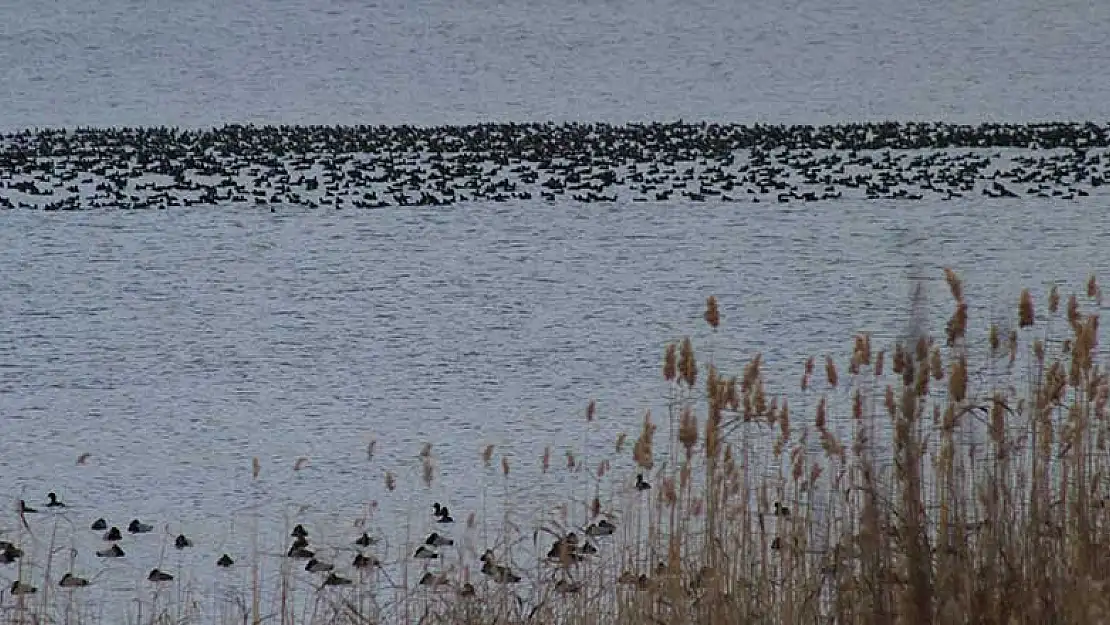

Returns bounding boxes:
[2,0,1110,129]
[2,201,1108,543]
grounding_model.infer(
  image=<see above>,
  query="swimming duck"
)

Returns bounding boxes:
[148,568,173,582]
[354,532,376,547]
[774,502,791,518]
[18,500,37,514]
[352,552,379,568]
[547,540,584,564]
[481,559,521,584]
[432,503,454,523]
[217,554,234,568]
[91,518,107,531]
[10,580,36,595]
[59,573,89,587]
[425,532,453,547]
[46,492,66,508]
[413,545,438,559]
[322,573,352,586]
[457,582,476,597]
[291,524,308,538]
[287,543,314,559]
[96,544,125,558]
[419,571,450,587]
[174,534,192,549]
[635,474,651,491]
[305,558,333,573]
[0,542,23,563]
[586,519,616,537]
[128,519,153,534]
[104,527,122,541]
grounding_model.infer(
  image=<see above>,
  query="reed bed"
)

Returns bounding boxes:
[1,268,1107,625]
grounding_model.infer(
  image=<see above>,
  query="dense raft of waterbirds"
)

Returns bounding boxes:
[2,121,1110,210]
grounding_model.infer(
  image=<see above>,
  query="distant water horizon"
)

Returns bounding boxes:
[3,0,1110,131]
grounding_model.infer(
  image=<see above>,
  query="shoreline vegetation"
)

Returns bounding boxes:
[2,268,1108,624]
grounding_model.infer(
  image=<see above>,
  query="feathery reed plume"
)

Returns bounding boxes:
[384,471,396,492]
[825,355,839,388]
[76,453,91,465]
[633,411,656,470]
[481,444,494,468]
[501,456,510,477]
[615,432,627,454]
[293,457,309,471]
[1049,284,1060,313]
[704,295,720,329]
[663,342,677,382]
[1019,288,1035,328]
[367,439,376,461]
[679,337,697,387]
[816,396,827,430]
[875,349,885,376]
[1089,273,1100,298]
[541,446,550,473]
[944,267,963,302]
[989,323,1000,353]
[586,399,596,422]
[949,356,968,403]
[678,406,698,460]
[251,457,260,480]
[1067,293,1081,330]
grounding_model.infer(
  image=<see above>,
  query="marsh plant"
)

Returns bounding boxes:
[1,269,1107,625]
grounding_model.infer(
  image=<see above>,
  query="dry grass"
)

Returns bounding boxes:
[2,268,1108,625]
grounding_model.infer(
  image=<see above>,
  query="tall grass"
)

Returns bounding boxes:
[1,268,1107,624]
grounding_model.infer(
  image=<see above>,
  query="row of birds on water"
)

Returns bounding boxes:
[1,493,628,597]
[3,122,1110,211]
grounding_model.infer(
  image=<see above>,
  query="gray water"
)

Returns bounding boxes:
[3,0,1110,620]
[3,0,1110,130]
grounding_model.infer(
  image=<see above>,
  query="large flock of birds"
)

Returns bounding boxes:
[1,121,1108,211]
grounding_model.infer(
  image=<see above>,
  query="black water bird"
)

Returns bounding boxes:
[433,503,454,523]
[287,543,314,559]
[353,552,379,568]
[10,580,36,595]
[0,542,22,563]
[96,544,125,558]
[425,532,453,547]
[305,558,333,573]
[46,492,65,508]
[636,474,651,491]
[413,545,438,559]
[217,554,234,568]
[148,568,173,582]
[586,519,616,537]
[18,500,37,514]
[59,573,89,587]
[128,519,153,534]
[323,572,352,586]
[354,532,376,547]
[104,527,122,541]
[291,524,308,538]
[174,534,192,549]
[419,571,450,587]
[91,518,107,530]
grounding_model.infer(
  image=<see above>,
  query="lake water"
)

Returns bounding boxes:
[2,0,1110,621]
